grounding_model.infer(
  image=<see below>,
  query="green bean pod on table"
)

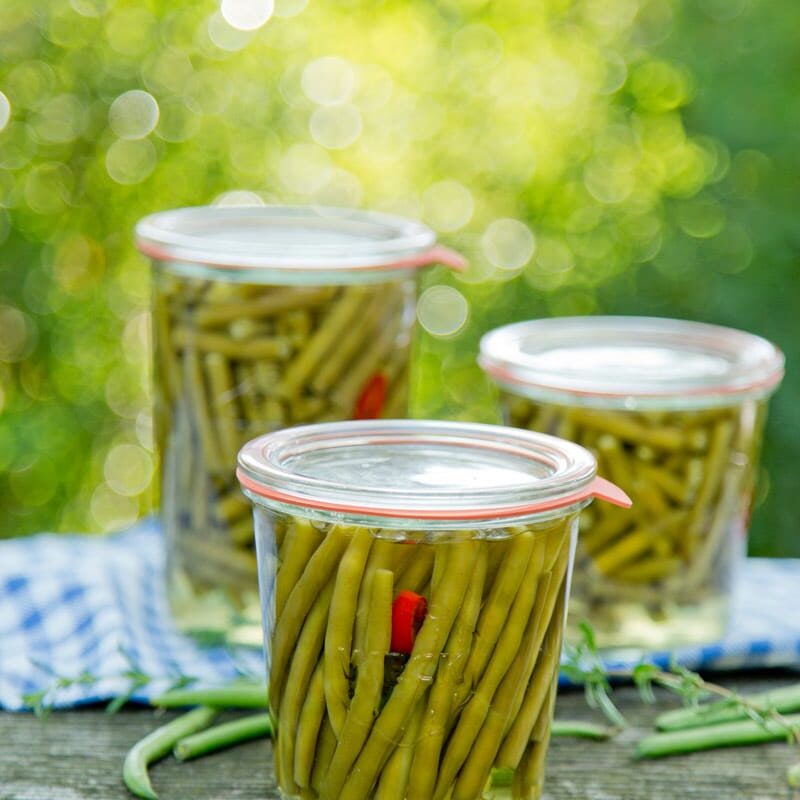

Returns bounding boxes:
[257,510,574,800]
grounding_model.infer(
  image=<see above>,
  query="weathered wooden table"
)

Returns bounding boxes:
[2,674,798,799]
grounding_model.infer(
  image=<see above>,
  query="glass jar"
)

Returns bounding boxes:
[480,316,784,650]
[136,205,463,645]
[236,419,630,800]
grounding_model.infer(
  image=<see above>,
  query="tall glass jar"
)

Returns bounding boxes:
[136,206,463,645]
[236,420,630,800]
[480,316,784,650]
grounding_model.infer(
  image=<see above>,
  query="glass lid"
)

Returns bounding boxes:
[135,205,464,283]
[479,316,785,410]
[237,420,629,526]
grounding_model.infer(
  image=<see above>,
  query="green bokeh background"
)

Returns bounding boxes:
[0,0,796,555]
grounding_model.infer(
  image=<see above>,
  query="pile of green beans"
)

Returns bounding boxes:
[505,394,766,647]
[263,511,576,800]
[152,271,414,637]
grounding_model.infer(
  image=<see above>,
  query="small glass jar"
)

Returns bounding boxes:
[136,205,463,645]
[480,316,784,650]
[236,419,629,800]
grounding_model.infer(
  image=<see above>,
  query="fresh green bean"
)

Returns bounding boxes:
[123,707,218,800]
[173,713,272,761]
[637,713,800,758]
[151,684,267,709]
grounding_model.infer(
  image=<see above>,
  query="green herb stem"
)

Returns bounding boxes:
[173,713,273,762]
[636,713,800,759]
[655,683,800,732]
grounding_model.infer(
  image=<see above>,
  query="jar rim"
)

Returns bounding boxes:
[236,419,629,526]
[479,316,784,410]
[135,204,464,280]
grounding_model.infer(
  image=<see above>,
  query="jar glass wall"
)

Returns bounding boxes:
[139,205,461,644]
[480,316,784,650]
[254,507,576,800]
[237,419,628,799]
[504,393,766,649]
[153,271,415,644]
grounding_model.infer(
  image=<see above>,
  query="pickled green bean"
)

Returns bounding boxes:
[324,527,373,736]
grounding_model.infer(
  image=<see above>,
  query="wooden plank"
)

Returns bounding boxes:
[0,676,797,798]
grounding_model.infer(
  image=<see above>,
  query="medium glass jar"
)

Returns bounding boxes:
[237,419,630,800]
[480,316,784,650]
[136,206,463,645]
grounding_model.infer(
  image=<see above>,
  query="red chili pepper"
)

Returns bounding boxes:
[391,590,428,654]
[354,372,388,420]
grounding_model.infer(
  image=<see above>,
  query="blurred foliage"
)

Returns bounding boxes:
[0,0,796,553]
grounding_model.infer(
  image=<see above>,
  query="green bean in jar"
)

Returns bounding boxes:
[237,419,631,799]
[480,316,784,649]
[138,206,464,644]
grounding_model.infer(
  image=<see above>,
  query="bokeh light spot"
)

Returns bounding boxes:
[9,461,57,508]
[422,180,474,233]
[90,482,139,532]
[356,64,394,111]
[0,305,35,363]
[105,8,156,57]
[302,56,357,106]
[33,93,84,143]
[221,0,274,31]
[417,285,469,337]
[156,100,199,143]
[309,104,362,149]
[208,11,255,51]
[214,190,265,206]
[105,139,157,185]
[25,163,73,214]
[0,92,10,132]
[314,168,363,207]
[104,443,154,497]
[278,143,332,195]
[677,198,726,238]
[452,24,504,71]
[70,0,107,18]
[54,234,105,293]
[482,218,535,271]
[109,90,159,140]
[274,0,307,17]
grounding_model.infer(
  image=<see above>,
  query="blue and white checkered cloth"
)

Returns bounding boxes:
[1,519,798,711]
